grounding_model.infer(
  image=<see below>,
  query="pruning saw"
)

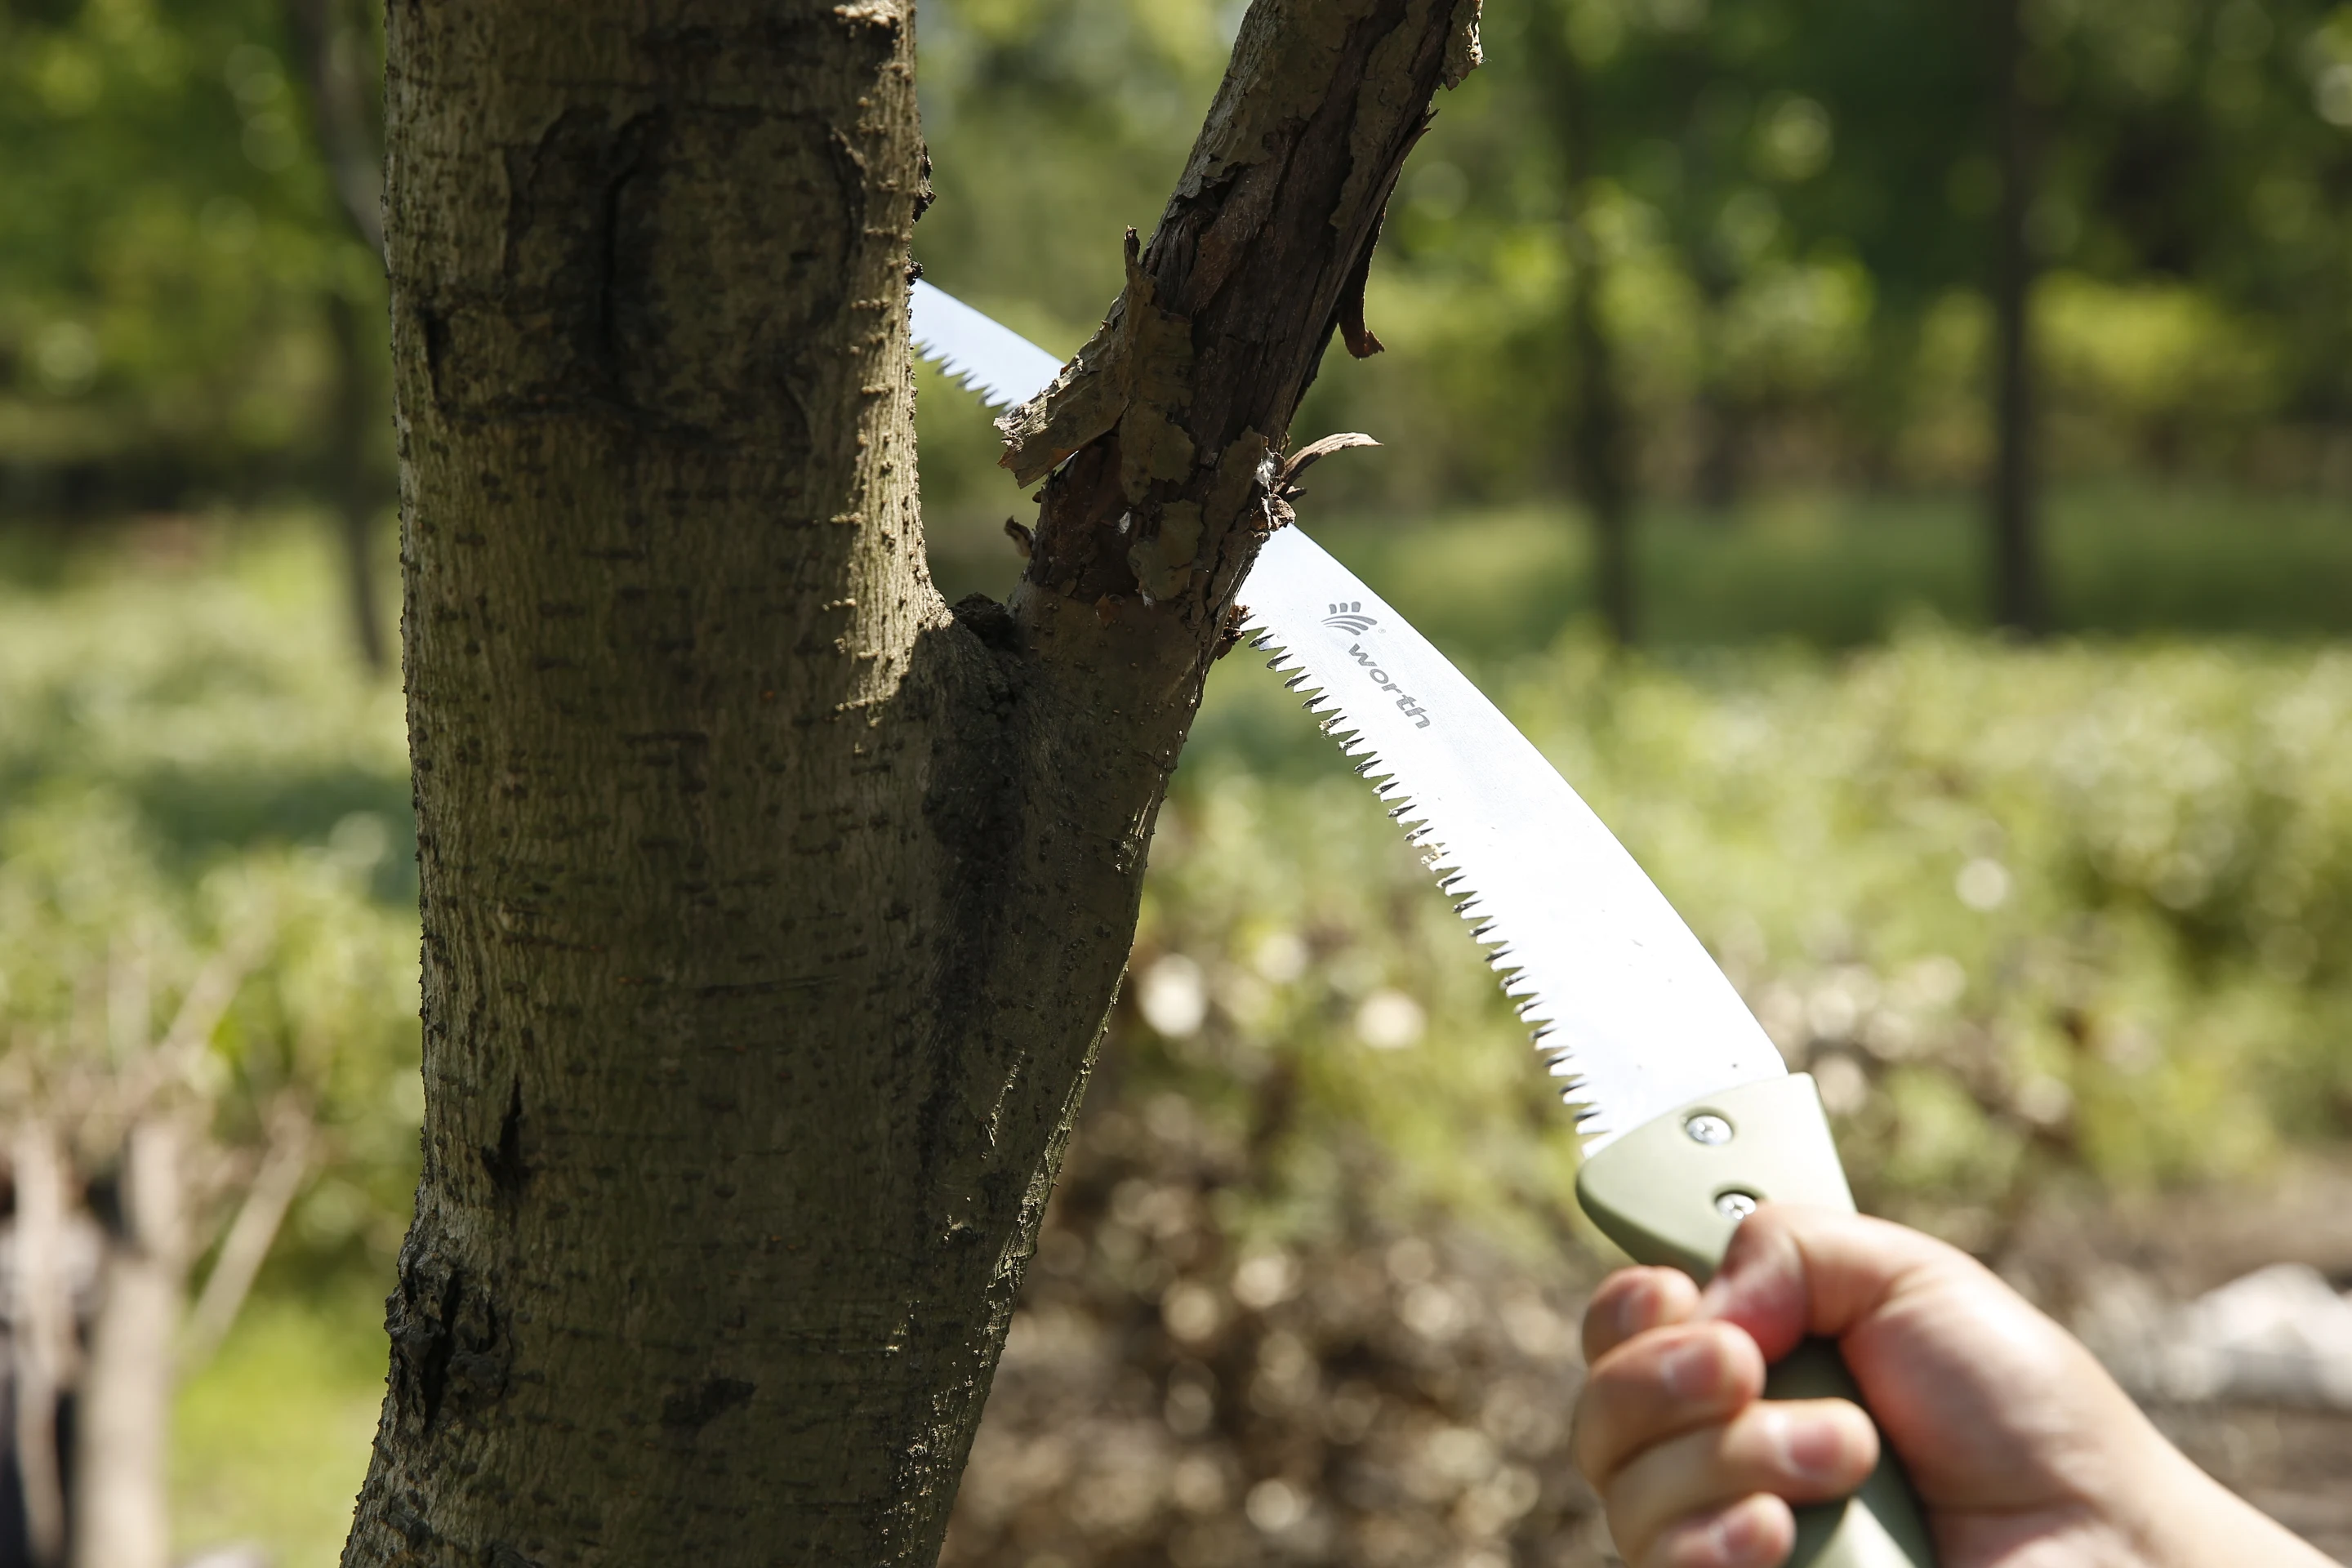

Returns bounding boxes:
[910,277,1935,1568]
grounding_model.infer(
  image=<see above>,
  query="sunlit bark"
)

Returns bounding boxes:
[344,0,1477,1561]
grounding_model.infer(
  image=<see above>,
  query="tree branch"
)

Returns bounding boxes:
[180,1105,314,1370]
[1004,0,1481,659]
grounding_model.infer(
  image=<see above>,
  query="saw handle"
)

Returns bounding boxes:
[1574,1075,1936,1568]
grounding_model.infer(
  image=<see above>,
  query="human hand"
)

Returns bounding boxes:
[1569,1205,2335,1568]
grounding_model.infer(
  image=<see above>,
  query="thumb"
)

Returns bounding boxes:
[1695,1205,1967,1361]
[1690,1204,2197,1530]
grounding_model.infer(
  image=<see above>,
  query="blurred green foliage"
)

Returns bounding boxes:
[4,0,2349,1551]
[0,521,419,1289]
[1145,617,2352,1258]
[0,518,2332,1558]
[909,0,2352,553]
[8,0,2351,542]
[0,0,384,507]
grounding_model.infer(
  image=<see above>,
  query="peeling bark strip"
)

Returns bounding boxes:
[348,0,1473,1564]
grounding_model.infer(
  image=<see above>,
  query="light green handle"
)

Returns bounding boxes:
[1575,1074,1936,1568]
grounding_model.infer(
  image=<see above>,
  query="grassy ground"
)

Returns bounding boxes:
[1306,483,2352,656]
[933,479,2352,652]
[174,1295,386,1566]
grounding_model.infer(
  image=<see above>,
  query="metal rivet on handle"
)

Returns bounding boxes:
[1715,1192,1758,1222]
[1683,1113,1732,1146]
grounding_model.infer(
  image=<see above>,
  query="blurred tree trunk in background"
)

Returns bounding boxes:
[1532,5,1636,646]
[8,1126,77,1568]
[1,952,314,1568]
[1687,153,1743,519]
[341,0,1478,1562]
[1990,0,2046,635]
[290,0,390,671]
[1693,368,1745,517]
[319,288,388,672]
[69,1121,184,1568]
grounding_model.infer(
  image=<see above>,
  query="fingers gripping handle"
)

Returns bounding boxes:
[1575,1076,1936,1568]
[1764,1341,1931,1568]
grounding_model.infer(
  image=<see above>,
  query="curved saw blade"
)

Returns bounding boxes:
[909,278,1064,410]
[1241,525,1786,1150]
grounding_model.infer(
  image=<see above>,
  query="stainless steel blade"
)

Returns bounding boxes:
[901,280,1785,1147]
[1241,526,1786,1149]
[910,278,1063,409]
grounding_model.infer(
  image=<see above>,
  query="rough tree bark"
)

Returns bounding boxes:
[342,0,1478,1563]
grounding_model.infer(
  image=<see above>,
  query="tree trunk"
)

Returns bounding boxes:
[9,1125,74,1568]
[1530,1,1634,644]
[290,0,391,671]
[1569,208,1635,647]
[1990,0,2046,635]
[322,287,389,672]
[71,1119,185,1568]
[288,0,385,258]
[1693,381,1744,516]
[343,1,1478,1564]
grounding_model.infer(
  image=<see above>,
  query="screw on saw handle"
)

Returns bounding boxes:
[1574,1075,1937,1568]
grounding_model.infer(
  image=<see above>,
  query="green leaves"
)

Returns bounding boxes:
[0,0,384,491]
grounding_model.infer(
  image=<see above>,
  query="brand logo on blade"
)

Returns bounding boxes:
[1321,604,1432,729]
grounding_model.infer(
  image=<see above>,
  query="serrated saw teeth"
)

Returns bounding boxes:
[909,290,1778,1151]
[1227,524,1791,1154]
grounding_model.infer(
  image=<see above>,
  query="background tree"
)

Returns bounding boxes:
[8,0,2352,1560]
[1527,0,1637,645]
[1992,0,2047,633]
[337,0,1481,1561]
[8,0,2350,639]
[0,791,411,1568]
[0,0,394,660]
[286,0,391,670]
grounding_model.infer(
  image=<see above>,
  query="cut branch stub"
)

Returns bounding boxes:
[1006,0,1481,652]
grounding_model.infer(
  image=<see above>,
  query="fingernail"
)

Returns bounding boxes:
[1613,1276,1659,1341]
[1771,1410,1846,1482]
[1658,1338,1719,1401]
[1708,1503,1774,1568]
